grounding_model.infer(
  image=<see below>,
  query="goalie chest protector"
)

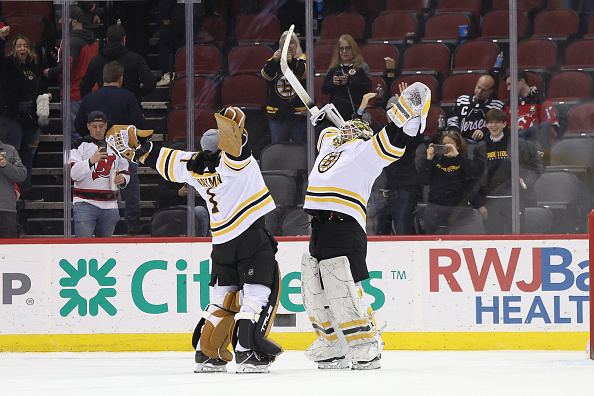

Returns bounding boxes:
[154,147,275,244]
[304,126,405,232]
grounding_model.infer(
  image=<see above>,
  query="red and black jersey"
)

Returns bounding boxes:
[504,88,559,133]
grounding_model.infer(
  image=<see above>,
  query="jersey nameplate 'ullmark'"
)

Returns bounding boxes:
[304,125,405,232]
[153,140,275,244]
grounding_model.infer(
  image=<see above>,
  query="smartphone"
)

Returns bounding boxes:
[433,145,448,155]
[335,70,343,77]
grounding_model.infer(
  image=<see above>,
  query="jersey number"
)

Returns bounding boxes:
[206,188,220,214]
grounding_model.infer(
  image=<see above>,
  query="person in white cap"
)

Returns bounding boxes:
[107,107,283,374]
[300,82,431,371]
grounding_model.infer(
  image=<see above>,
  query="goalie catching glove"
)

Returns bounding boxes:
[105,125,154,164]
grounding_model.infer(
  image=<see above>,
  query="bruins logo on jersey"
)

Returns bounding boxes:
[276,76,296,99]
[318,152,341,173]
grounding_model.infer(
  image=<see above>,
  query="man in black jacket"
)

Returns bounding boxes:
[80,24,156,104]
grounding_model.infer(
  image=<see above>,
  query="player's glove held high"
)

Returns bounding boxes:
[106,125,154,164]
[387,82,431,136]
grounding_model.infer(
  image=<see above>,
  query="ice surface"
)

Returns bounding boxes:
[0,350,593,396]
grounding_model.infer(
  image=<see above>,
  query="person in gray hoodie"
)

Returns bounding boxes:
[0,134,27,238]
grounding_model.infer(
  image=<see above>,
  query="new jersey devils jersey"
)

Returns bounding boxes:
[152,135,275,244]
[70,140,130,209]
[304,124,406,232]
[505,88,559,131]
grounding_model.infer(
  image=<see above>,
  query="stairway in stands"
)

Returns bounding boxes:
[25,37,169,237]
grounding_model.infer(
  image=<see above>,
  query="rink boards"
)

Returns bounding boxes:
[0,236,590,352]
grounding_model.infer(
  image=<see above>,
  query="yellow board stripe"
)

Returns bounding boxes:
[0,332,589,352]
[339,319,367,329]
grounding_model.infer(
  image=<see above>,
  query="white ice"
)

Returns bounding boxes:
[1,350,593,396]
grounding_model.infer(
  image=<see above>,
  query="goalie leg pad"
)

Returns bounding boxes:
[301,253,348,363]
[232,261,283,359]
[192,290,241,362]
[319,256,382,364]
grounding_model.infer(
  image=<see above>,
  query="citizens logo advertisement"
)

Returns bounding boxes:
[0,239,589,335]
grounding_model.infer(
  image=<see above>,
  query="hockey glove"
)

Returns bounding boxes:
[387,82,431,136]
[106,125,154,164]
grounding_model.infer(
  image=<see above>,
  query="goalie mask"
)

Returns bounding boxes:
[334,119,373,146]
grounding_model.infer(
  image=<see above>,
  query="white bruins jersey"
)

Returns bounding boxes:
[70,140,130,209]
[153,141,275,244]
[304,125,406,231]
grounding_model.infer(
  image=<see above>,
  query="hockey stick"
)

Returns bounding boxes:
[280,25,345,127]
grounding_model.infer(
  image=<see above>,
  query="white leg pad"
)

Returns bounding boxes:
[319,256,382,363]
[301,253,347,362]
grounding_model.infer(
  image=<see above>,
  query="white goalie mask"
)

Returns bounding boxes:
[335,119,374,145]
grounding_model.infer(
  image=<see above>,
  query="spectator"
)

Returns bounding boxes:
[473,109,543,234]
[43,5,99,147]
[156,0,185,86]
[74,61,145,235]
[0,28,51,194]
[446,74,504,142]
[503,70,559,150]
[70,111,130,238]
[0,134,27,238]
[366,86,423,235]
[80,24,156,104]
[418,130,483,235]
[261,30,307,144]
[322,34,372,121]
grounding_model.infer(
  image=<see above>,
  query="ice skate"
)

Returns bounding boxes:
[194,351,227,373]
[351,355,381,370]
[316,356,349,370]
[235,350,272,374]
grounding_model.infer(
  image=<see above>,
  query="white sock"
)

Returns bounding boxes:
[235,283,271,352]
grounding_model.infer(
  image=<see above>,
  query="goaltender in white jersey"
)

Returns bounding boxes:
[153,134,275,244]
[301,82,431,371]
[105,107,283,374]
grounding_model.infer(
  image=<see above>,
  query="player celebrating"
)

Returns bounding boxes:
[106,107,282,374]
[301,82,431,370]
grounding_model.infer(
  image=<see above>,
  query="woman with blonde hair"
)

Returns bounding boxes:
[261,30,307,143]
[0,28,50,193]
[322,34,371,120]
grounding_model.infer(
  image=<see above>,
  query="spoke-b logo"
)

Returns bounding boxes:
[59,258,117,317]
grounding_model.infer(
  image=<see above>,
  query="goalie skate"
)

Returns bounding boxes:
[194,351,227,373]
[351,355,381,371]
[316,356,349,370]
[235,350,272,374]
